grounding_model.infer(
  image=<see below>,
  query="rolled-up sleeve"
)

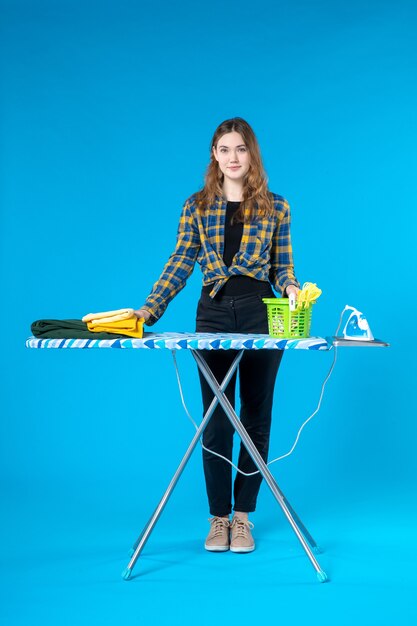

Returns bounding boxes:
[142,200,201,325]
[269,200,300,295]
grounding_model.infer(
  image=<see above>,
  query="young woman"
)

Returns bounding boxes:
[134,117,300,553]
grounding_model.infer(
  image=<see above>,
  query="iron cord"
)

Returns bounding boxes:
[170,308,344,477]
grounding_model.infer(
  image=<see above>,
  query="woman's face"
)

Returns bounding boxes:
[212,131,251,182]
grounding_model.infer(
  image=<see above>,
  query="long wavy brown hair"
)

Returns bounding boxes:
[194,117,274,223]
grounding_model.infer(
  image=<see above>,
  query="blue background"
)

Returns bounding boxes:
[1,0,416,624]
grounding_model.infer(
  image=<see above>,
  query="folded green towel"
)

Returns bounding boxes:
[31,319,130,339]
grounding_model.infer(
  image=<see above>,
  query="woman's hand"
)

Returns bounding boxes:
[133,308,151,321]
[285,285,300,299]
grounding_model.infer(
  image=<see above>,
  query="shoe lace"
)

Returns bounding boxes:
[230,517,254,539]
[208,516,230,537]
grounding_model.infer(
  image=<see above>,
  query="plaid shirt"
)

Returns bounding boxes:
[143,192,299,325]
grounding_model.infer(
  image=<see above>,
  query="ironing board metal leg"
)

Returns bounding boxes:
[278,494,321,553]
[192,350,328,582]
[122,351,244,580]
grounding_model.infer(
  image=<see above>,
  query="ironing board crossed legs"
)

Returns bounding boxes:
[125,345,327,583]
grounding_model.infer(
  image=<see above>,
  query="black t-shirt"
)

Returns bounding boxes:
[223,200,243,267]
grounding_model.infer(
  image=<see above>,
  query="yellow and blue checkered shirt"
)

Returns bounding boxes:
[143,192,299,325]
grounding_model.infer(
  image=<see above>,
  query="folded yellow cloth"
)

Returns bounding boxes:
[86,316,144,338]
[296,282,322,310]
[82,308,135,324]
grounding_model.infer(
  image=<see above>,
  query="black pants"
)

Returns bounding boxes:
[195,285,283,516]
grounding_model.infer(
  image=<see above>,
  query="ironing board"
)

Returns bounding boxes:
[26,331,388,583]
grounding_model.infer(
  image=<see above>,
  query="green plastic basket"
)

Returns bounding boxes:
[262,298,314,338]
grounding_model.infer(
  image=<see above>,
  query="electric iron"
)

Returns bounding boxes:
[339,305,374,341]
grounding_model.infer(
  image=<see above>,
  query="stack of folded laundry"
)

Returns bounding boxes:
[82,308,144,338]
[31,309,144,339]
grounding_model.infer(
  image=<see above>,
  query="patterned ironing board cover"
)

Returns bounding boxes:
[26,332,332,351]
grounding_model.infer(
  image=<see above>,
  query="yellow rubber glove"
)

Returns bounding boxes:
[296,282,322,310]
